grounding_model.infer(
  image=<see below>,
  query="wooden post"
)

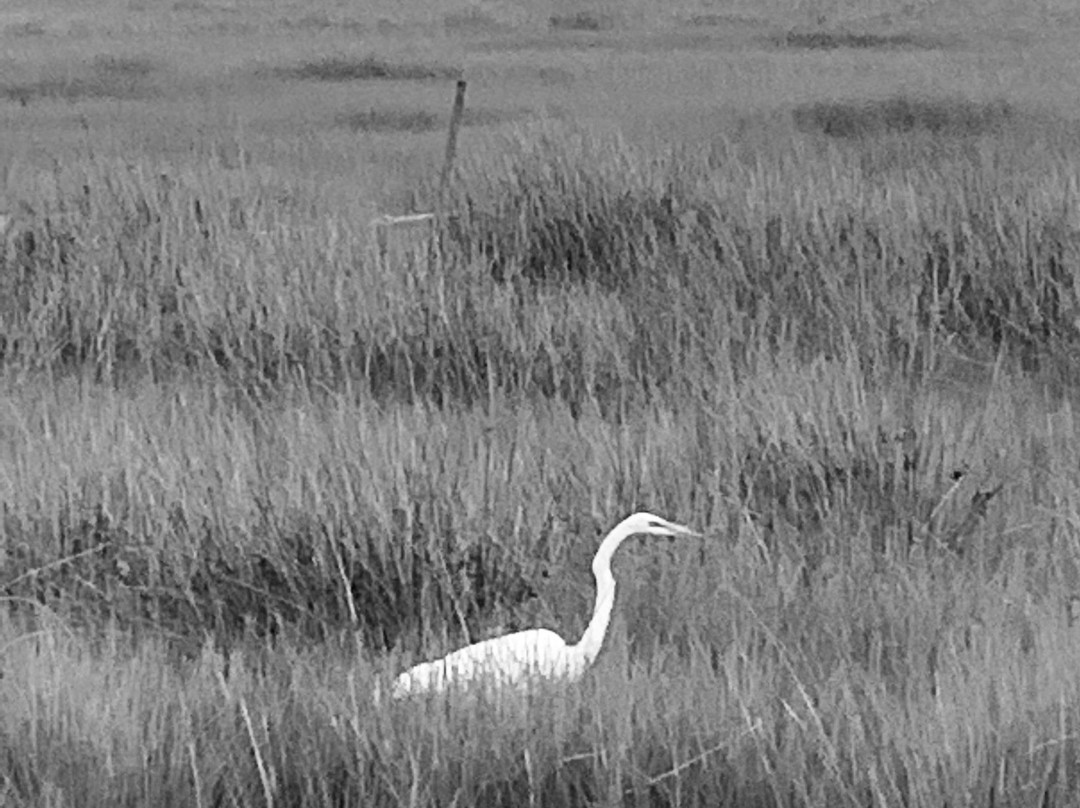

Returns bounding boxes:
[437,80,467,213]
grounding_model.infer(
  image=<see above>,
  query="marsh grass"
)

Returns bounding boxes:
[775,30,948,50]
[548,10,617,32]
[4,438,1080,808]
[443,7,507,34]
[3,24,1080,801]
[337,108,441,134]
[2,54,163,104]
[335,107,527,135]
[793,96,1021,139]
[270,56,462,83]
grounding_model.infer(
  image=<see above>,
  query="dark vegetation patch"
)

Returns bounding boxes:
[548,10,616,31]
[775,28,949,50]
[92,54,158,79]
[278,13,333,31]
[2,54,160,105]
[737,422,997,571]
[278,13,366,33]
[4,19,47,37]
[686,13,763,27]
[536,66,575,87]
[335,106,530,134]
[443,7,505,33]
[467,33,611,54]
[0,500,545,651]
[270,55,461,83]
[793,96,1018,139]
[446,187,680,294]
[336,108,440,134]
[186,19,255,35]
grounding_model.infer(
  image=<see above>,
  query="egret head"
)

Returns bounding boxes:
[621,512,699,539]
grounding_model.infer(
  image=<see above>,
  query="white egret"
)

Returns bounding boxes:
[390,512,699,699]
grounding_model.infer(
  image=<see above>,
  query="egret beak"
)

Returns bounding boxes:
[664,524,701,544]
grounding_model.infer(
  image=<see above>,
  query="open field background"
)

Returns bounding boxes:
[5,0,1080,805]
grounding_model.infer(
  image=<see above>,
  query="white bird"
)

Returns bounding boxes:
[390,512,699,699]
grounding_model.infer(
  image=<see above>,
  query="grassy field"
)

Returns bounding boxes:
[4,0,1080,805]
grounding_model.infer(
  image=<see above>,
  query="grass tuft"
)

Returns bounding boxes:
[336,108,440,134]
[4,19,47,37]
[548,10,616,31]
[777,29,947,50]
[2,55,161,104]
[271,55,462,83]
[335,107,528,134]
[793,95,1019,138]
[686,13,760,27]
[443,7,504,33]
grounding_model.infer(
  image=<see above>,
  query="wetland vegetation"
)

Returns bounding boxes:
[3,0,1080,805]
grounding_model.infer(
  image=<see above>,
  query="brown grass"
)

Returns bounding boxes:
[3,1,1080,805]
[270,55,462,83]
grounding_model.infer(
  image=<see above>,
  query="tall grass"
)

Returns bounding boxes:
[5,119,1079,400]
[3,116,1080,805]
